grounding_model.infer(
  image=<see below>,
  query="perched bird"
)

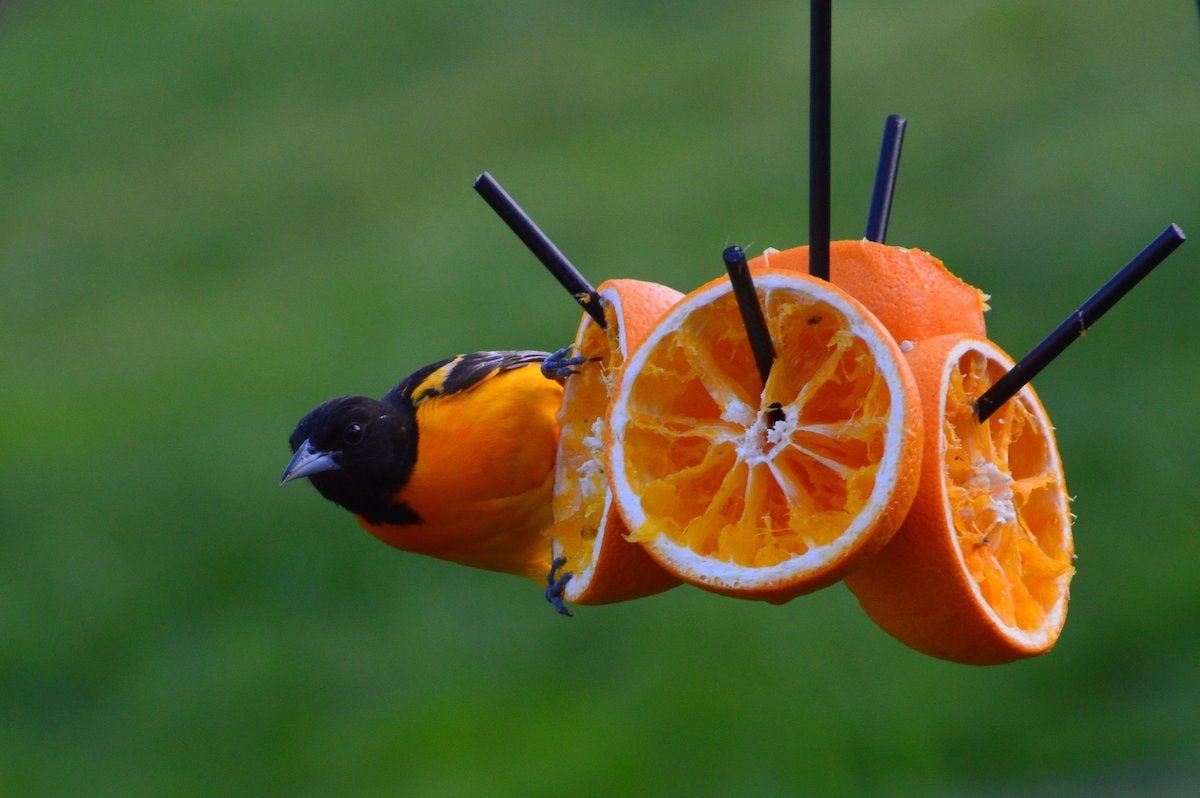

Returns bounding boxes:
[282,349,582,589]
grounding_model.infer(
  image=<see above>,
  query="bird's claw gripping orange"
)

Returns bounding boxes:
[540,346,587,380]
[544,556,574,617]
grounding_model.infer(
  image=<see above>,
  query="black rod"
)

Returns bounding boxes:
[975,223,1186,422]
[473,172,607,329]
[723,245,776,387]
[864,114,907,243]
[809,0,832,280]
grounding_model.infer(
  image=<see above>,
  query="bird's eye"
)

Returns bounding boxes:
[343,422,365,446]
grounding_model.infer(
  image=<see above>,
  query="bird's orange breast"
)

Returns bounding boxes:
[357,363,563,581]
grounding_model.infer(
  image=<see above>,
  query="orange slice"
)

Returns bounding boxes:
[846,333,1074,664]
[748,240,989,344]
[549,279,684,604]
[608,269,923,603]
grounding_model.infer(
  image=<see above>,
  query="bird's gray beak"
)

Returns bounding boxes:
[281,439,341,485]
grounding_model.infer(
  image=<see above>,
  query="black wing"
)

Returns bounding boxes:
[383,350,550,407]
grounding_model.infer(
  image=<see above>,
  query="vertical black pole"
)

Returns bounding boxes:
[809,0,832,280]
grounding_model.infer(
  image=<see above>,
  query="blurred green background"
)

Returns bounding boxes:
[3,1,1198,794]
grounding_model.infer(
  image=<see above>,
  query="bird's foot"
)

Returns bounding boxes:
[545,556,574,617]
[541,346,588,380]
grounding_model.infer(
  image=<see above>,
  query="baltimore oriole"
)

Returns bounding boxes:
[281,349,584,609]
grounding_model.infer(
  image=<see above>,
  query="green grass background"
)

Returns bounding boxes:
[2,1,1198,794]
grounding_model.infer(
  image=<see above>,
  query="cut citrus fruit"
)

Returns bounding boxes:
[549,278,684,604]
[608,269,923,603]
[846,333,1074,664]
[748,240,989,344]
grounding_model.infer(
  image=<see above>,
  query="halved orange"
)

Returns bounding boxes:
[548,279,684,604]
[846,333,1074,664]
[607,269,923,603]
[748,240,989,344]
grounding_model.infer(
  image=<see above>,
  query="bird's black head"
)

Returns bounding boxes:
[282,395,420,525]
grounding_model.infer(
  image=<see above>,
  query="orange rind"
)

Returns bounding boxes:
[750,240,989,344]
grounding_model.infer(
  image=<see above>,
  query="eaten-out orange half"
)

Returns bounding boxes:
[846,333,1074,664]
[607,269,923,603]
[549,279,684,604]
